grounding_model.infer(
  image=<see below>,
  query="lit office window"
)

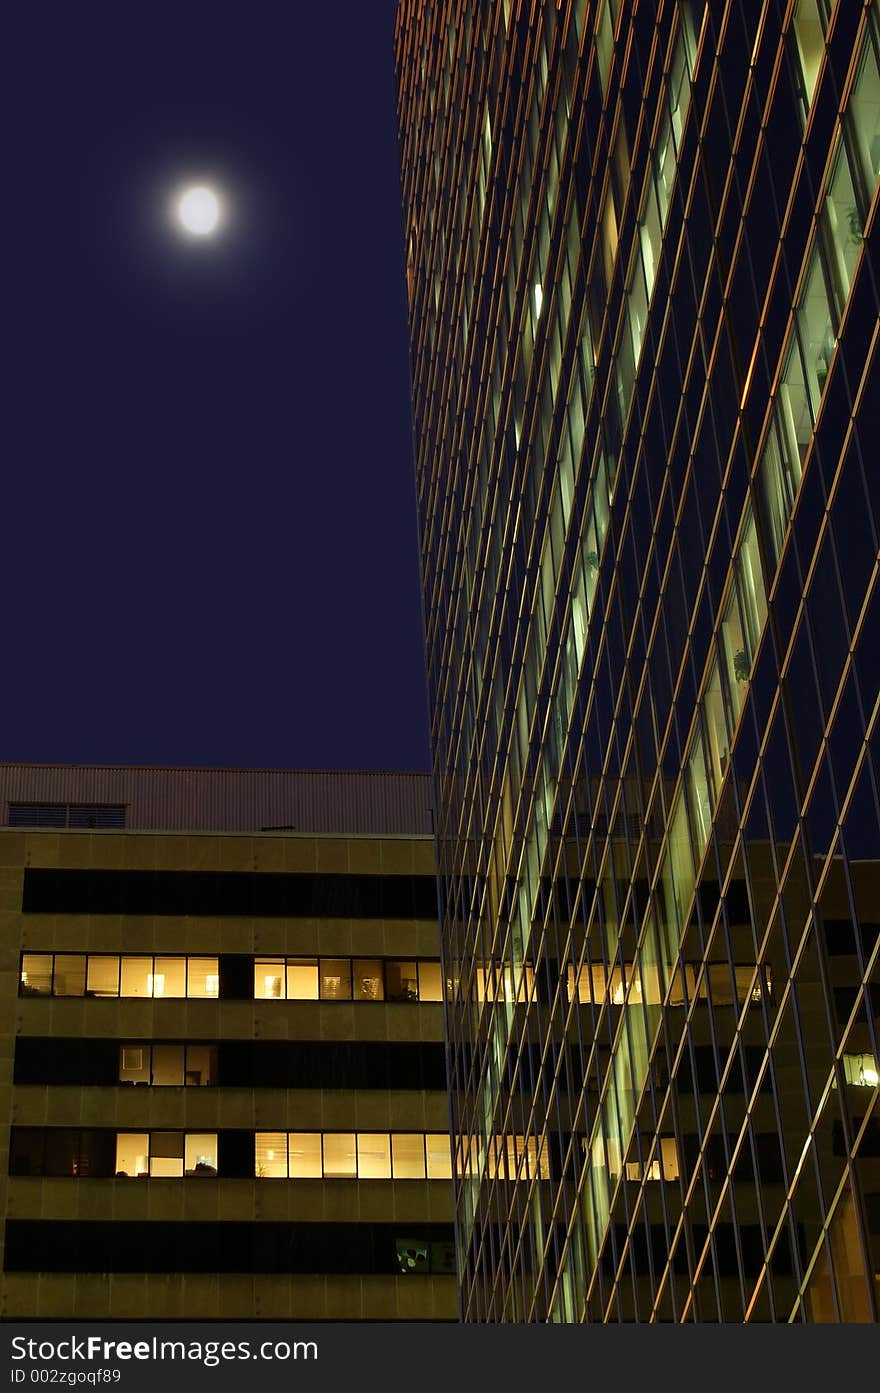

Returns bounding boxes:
[256,1132,288,1179]
[319,958,352,1000]
[417,961,444,1002]
[119,957,153,998]
[52,954,86,997]
[255,959,284,999]
[841,1054,879,1088]
[392,1134,427,1179]
[115,1134,149,1178]
[116,1132,220,1180]
[426,1135,453,1180]
[353,959,384,1001]
[87,956,119,998]
[357,1133,392,1180]
[187,958,219,998]
[185,1134,217,1175]
[322,1133,357,1178]
[150,1045,185,1086]
[149,1132,184,1178]
[288,1133,322,1178]
[118,1046,150,1085]
[286,958,319,1000]
[625,1136,680,1182]
[386,960,419,1001]
[19,954,52,995]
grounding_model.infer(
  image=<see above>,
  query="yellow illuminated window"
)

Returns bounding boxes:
[255,958,284,999]
[357,1133,392,1179]
[87,956,119,997]
[288,1133,322,1178]
[319,958,351,1000]
[52,954,86,996]
[256,1132,288,1178]
[153,956,186,998]
[187,958,219,998]
[20,953,53,995]
[115,1133,149,1178]
[353,960,384,1001]
[417,961,444,1002]
[426,1135,453,1180]
[322,1133,357,1178]
[120,957,153,998]
[286,958,319,1000]
[392,1134,426,1179]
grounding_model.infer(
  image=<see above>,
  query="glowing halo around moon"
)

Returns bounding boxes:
[175,184,223,236]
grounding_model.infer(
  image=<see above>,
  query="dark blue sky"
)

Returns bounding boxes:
[5,2,429,771]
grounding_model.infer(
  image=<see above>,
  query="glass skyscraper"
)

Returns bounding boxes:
[396,1,880,1320]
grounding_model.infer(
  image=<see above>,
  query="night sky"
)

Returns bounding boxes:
[5,2,429,772]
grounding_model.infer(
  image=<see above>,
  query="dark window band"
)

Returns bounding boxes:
[22,869,439,919]
[13,1038,448,1091]
[3,1220,456,1275]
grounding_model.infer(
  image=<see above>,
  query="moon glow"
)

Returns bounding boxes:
[176,185,222,236]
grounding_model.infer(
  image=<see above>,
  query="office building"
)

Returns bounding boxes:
[395,1,880,1320]
[0,765,455,1320]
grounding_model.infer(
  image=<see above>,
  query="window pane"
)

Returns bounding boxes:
[151,1044,185,1086]
[660,1136,680,1180]
[849,35,880,192]
[396,1237,429,1274]
[20,953,52,995]
[52,954,86,997]
[686,732,712,855]
[417,962,444,1002]
[152,957,186,999]
[256,1132,288,1178]
[779,337,813,467]
[119,1045,150,1085]
[426,1134,453,1180]
[357,1132,392,1179]
[86,956,120,998]
[44,1131,80,1178]
[286,958,319,1000]
[353,960,384,1001]
[116,1133,149,1178]
[185,1133,217,1175]
[703,657,729,799]
[187,958,219,998]
[706,962,737,1006]
[185,1045,216,1086]
[255,959,285,999]
[759,419,794,566]
[322,1133,357,1178]
[10,1129,45,1176]
[793,0,825,109]
[150,1131,184,1176]
[392,1134,426,1179]
[719,588,749,725]
[736,511,768,659]
[319,958,352,1000]
[796,243,837,414]
[120,957,153,998]
[288,1133,322,1178]
[824,142,862,305]
[385,961,418,1002]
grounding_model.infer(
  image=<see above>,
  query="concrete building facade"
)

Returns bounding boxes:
[0,767,455,1320]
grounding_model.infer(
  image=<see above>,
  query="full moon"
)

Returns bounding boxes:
[176,185,222,236]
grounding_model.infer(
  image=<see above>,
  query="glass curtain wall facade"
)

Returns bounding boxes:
[395,0,880,1320]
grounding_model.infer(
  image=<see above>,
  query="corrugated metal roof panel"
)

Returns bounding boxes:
[0,765,435,835]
